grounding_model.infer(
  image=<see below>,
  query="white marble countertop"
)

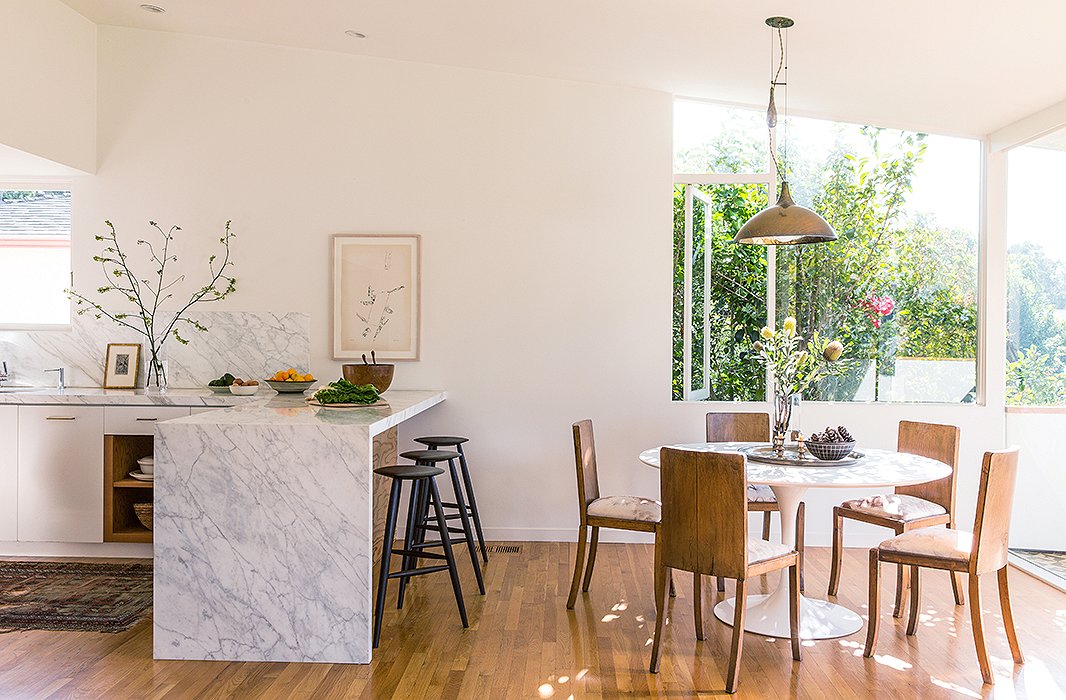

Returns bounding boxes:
[162,390,446,434]
[0,386,264,406]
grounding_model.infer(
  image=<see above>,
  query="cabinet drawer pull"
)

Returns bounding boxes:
[45,416,76,421]
[135,417,158,422]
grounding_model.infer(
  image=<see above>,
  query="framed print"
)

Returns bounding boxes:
[332,233,421,360]
[104,343,141,389]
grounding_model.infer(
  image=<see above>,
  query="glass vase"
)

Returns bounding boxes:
[771,391,797,455]
[144,350,169,394]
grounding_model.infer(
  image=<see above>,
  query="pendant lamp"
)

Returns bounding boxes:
[734,17,836,245]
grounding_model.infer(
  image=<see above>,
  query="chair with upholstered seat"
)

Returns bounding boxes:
[864,448,1023,685]
[828,420,963,616]
[567,419,666,609]
[649,447,800,693]
[705,412,805,593]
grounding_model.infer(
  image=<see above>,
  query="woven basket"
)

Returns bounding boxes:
[806,440,856,462]
[133,503,153,531]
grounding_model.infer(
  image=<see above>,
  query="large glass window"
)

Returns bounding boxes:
[673,101,980,403]
[0,190,71,327]
[1006,133,1066,406]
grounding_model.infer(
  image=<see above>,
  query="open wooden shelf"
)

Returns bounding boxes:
[104,435,153,544]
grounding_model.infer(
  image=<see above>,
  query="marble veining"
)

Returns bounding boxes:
[0,311,309,388]
[153,390,446,664]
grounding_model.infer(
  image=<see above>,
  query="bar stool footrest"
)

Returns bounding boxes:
[387,565,450,579]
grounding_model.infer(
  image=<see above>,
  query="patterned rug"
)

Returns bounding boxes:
[1011,549,1066,581]
[0,560,153,633]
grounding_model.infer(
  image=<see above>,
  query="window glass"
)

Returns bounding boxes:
[0,190,72,326]
[671,100,980,403]
[1007,135,1066,405]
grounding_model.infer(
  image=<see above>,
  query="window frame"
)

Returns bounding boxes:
[0,180,74,331]
[672,99,987,406]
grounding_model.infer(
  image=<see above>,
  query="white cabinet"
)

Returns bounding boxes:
[17,406,104,543]
[0,407,17,541]
[104,406,190,435]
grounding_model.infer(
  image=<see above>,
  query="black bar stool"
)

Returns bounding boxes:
[373,463,467,648]
[413,436,488,563]
[398,449,485,606]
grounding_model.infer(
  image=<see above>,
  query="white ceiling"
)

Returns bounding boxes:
[60,0,1066,137]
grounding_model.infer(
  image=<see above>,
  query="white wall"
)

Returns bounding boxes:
[48,26,1010,549]
[0,0,96,173]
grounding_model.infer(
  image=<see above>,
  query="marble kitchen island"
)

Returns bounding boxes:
[153,390,445,664]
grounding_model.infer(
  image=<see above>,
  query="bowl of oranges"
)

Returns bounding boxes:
[265,368,317,394]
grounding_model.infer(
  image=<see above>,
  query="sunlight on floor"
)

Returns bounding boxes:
[537,669,589,699]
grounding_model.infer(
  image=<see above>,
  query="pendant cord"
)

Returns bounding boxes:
[767,26,786,185]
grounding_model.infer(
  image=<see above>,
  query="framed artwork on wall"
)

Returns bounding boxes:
[332,233,421,361]
[104,343,141,389]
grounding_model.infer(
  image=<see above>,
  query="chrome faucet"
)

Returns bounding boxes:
[0,361,8,384]
[45,367,65,391]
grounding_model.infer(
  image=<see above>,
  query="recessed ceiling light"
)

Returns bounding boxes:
[345,30,367,39]
[140,4,166,13]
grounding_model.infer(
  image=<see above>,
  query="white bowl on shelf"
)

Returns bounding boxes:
[137,456,154,475]
[229,384,260,396]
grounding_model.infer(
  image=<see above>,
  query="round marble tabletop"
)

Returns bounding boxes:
[638,441,952,640]
[638,442,952,489]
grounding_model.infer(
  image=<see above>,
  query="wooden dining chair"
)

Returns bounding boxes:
[649,447,800,694]
[864,448,1023,685]
[567,419,665,609]
[828,420,963,616]
[705,412,805,593]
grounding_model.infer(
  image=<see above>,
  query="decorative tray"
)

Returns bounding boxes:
[305,398,389,409]
[740,444,865,467]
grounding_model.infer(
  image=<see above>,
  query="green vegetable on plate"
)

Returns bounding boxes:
[312,378,381,405]
[208,372,236,387]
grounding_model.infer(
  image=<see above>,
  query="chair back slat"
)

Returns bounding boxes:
[970,448,1020,575]
[706,412,770,443]
[572,420,600,520]
[660,447,748,579]
[895,420,960,514]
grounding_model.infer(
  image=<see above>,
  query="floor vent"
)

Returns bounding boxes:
[482,545,522,554]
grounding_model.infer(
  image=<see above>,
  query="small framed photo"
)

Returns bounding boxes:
[104,343,141,389]
[332,233,421,360]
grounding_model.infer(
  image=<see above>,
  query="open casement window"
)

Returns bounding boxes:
[673,181,769,402]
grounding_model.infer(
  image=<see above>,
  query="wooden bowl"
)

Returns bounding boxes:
[342,364,394,393]
[133,502,153,530]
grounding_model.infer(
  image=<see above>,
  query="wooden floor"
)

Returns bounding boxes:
[1,544,1065,699]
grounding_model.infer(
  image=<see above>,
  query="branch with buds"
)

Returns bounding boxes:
[65,220,237,385]
[752,316,846,398]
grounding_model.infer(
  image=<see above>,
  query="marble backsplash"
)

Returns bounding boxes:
[0,311,309,388]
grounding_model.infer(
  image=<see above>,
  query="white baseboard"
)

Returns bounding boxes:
[0,542,153,559]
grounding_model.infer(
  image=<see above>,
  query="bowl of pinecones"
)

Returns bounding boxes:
[806,426,856,461]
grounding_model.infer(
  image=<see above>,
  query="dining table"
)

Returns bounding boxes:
[638,441,952,640]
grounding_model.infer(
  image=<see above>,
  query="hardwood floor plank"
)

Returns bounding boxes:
[1,544,1064,698]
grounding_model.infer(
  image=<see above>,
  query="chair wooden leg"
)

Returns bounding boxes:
[828,510,843,597]
[997,566,1024,664]
[893,563,910,618]
[906,565,921,636]
[566,525,588,610]
[694,573,704,641]
[796,502,806,593]
[581,526,599,592]
[950,570,965,606]
[649,566,670,673]
[717,576,726,593]
[726,578,747,694]
[669,572,676,598]
[761,511,772,541]
[969,574,994,685]
[788,562,801,662]
[863,550,881,658]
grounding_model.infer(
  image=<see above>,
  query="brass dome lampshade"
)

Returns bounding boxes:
[735,17,836,245]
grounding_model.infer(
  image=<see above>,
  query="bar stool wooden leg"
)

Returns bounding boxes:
[447,457,485,594]
[396,479,423,609]
[581,526,599,592]
[429,477,468,628]
[373,480,403,648]
[456,445,489,563]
